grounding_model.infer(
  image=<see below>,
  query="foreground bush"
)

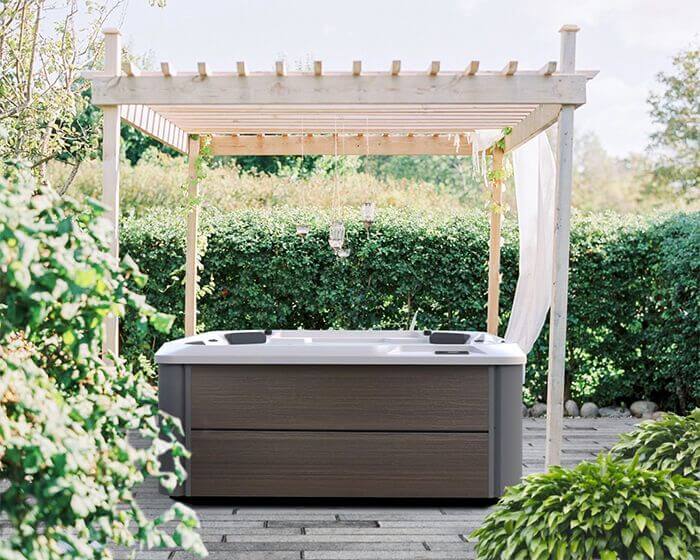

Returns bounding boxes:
[121,208,700,411]
[0,166,205,558]
[612,410,700,480]
[470,455,700,560]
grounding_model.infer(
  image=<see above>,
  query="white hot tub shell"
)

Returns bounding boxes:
[156,329,525,498]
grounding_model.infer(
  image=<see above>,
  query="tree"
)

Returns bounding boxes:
[647,46,699,201]
[0,1,169,192]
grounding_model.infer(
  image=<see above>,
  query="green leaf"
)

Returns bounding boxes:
[150,312,175,333]
[639,536,654,558]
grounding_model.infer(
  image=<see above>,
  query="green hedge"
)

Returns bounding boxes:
[121,208,700,411]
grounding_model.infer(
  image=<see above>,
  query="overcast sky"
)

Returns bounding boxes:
[111,0,699,157]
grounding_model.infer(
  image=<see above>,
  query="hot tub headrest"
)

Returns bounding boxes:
[429,331,470,345]
[224,331,268,345]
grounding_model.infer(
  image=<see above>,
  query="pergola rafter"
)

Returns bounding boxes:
[91,25,594,468]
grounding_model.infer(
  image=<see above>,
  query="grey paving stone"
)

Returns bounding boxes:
[106,418,637,560]
[268,520,379,529]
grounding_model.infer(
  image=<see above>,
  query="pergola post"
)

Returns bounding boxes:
[101,28,121,357]
[545,25,579,468]
[487,147,504,335]
[184,136,201,337]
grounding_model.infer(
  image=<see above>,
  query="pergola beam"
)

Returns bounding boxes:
[91,73,589,106]
[209,134,473,156]
[503,104,561,153]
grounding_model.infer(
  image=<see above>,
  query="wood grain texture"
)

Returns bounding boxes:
[190,431,489,497]
[190,365,489,431]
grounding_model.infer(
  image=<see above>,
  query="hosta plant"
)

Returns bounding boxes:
[470,455,700,560]
[0,164,206,558]
[612,409,700,480]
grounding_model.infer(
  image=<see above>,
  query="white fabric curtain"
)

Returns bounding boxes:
[503,133,556,353]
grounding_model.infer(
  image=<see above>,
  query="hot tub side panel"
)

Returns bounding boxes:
[158,364,188,497]
[491,365,524,496]
[157,362,523,498]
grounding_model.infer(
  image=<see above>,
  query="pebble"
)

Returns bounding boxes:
[630,400,658,418]
[599,406,632,418]
[529,402,548,418]
[651,411,666,421]
[564,400,580,417]
[580,402,599,418]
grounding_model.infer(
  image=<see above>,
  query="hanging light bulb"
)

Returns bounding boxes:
[361,201,376,230]
[328,221,345,250]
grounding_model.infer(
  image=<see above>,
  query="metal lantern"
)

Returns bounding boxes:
[328,221,345,250]
[361,201,376,228]
[296,224,310,239]
[361,201,376,233]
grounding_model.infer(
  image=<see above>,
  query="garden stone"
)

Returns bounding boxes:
[530,403,548,418]
[564,400,580,417]
[630,400,658,418]
[642,412,654,419]
[652,411,666,420]
[599,406,631,418]
[580,402,599,418]
[522,404,529,417]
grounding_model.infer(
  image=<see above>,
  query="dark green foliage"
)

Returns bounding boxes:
[120,208,700,411]
[470,454,700,560]
[612,410,700,481]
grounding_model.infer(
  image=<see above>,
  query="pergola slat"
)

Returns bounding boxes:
[122,61,140,77]
[120,104,188,153]
[160,62,175,77]
[501,61,518,76]
[540,61,557,76]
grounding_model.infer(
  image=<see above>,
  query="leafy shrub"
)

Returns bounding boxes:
[0,165,205,558]
[612,410,700,481]
[120,208,700,411]
[470,455,700,560]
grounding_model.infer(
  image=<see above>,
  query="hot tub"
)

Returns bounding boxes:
[156,330,525,498]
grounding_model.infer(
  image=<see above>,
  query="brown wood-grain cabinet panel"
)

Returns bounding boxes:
[190,365,489,431]
[190,430,489,497]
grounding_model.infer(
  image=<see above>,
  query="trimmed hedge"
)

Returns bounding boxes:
[121,208,700,411]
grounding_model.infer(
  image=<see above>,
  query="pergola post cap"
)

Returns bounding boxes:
[559,24,580,33]
[102,27,121,35]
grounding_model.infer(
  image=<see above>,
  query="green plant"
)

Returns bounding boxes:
[471,455,700,560]
[0,164,206,558]
[612,410,700,481]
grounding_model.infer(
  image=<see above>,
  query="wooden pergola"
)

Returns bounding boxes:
[90,25,595,467]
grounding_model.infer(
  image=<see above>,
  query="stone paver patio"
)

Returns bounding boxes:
[115,417,639,560]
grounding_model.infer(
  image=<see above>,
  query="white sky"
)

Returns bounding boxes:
[112,0,699,157]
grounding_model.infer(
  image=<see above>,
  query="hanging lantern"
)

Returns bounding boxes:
[336,247,351,259]
[296,224,310,239]
[328,221,345,250]
[361,201,376,230]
